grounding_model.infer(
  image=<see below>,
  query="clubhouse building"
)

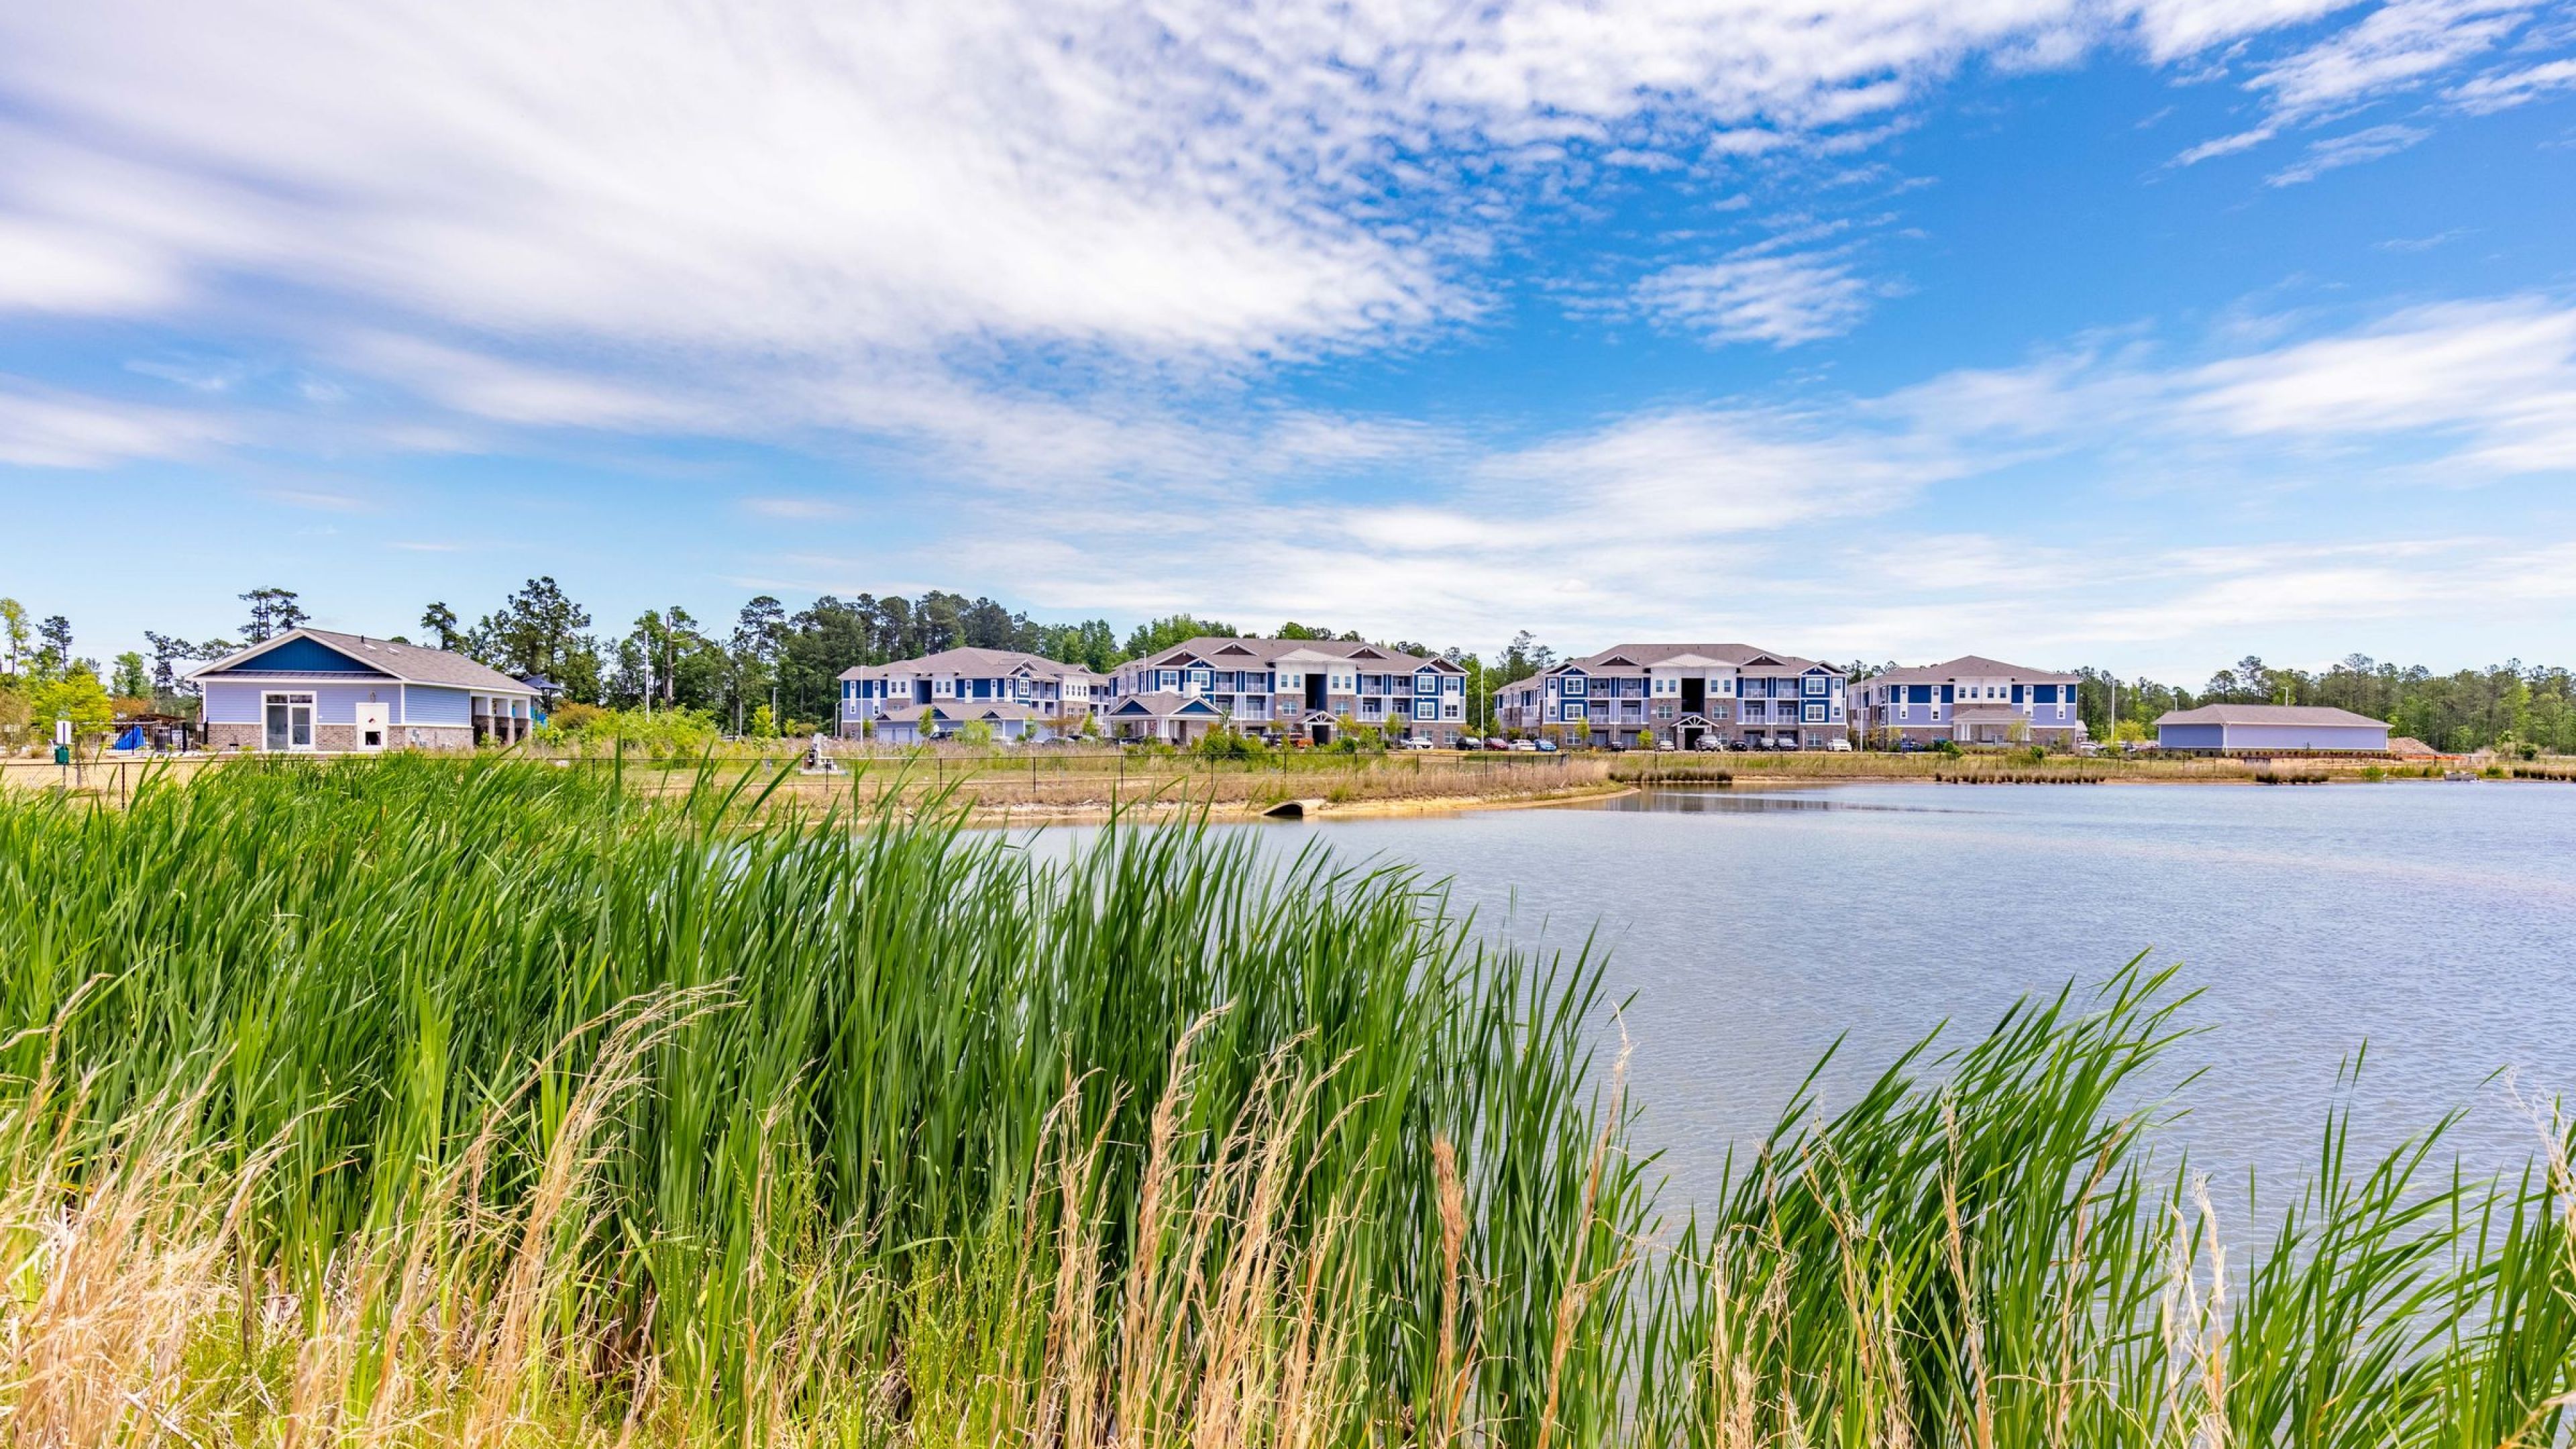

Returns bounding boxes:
[191,629,540,752]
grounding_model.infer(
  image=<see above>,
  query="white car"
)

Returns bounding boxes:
[1824,737,1854,752]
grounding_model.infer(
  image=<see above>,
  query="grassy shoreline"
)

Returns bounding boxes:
[12,745,2566,824]
[0,755,2571,1446]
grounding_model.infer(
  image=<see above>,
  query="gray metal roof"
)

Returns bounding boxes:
[839,647,1105,683]
[1555,643,1835,676]
[1137,637,1451,672]
[2155,704,2387,728]
[192,627,535,694]
[1872,654,2081,686]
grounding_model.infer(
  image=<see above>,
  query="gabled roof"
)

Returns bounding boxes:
[1109,692,1225,717]
[1553,643,1834,676]
[839,647,1102,684]
[876,701,1045,725]
[1138,636,1436,671]
[2155,704,2387,729]
[191,628,533,694]
[1873,655,2081,686]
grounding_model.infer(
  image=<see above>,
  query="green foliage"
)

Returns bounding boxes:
[1122,613,1238,659]
[1192,725,1271,760]
[110,650,150,699]
[748,702,779,737]
[0,757,1641,1443]
[951,717,996,746]
[0,765,2571,1445]
[535,704,722,757]
[27,664,113,735]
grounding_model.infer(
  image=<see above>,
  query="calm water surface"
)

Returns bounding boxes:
[1259,781,2576,1208]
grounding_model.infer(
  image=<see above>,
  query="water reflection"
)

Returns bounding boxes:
[1589,786,1957,814]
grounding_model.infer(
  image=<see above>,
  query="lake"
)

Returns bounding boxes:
[1275,780,2576,1212]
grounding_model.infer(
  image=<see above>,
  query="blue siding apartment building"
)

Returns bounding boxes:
[836,647,1108,743]
[1849,655,2086,747]
[1494,643,1845,749]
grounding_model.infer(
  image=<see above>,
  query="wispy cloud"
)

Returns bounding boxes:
[0,382,227,467]
[742,496,852,521]
[2448,55,2576,111]
[1633,251,1876,345]
[2266,123,2430,184]
[2168,0,2552,168]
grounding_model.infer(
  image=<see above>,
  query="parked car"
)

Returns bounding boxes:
[1487,737,1515,751]
[1824,737,1853,752]
[1768,737,1801,750]
[1654,739,1676,751]
[1511,739,1538,752]
[1693,737,1721,751]
[1458,735,1483,750]
[1534,739,1558,753]
[1401,735,1436,750]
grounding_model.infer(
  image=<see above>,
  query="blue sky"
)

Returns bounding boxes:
[3,0,2574,679]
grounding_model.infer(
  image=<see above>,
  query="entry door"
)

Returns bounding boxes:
[264,693,315,751]
[354,702,390,751]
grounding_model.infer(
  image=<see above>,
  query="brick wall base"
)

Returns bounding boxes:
[201,722,476,753]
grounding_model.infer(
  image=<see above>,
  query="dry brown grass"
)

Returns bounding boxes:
[0,996,1393,1449]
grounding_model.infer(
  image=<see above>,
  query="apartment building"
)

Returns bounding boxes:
[1100,637,1468,745]
[1493,643,1847,749]
[1849,655,2086,746]
[836,647,1108,743]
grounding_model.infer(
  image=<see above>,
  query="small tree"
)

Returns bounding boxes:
[0,598,27,677]
[31,667,114,737]
[239,588,307,644]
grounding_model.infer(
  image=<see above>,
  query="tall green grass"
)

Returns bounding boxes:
[0,755,2568,1446]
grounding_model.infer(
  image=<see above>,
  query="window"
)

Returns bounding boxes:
[1803,675,1827,696]
[1417,674,1438,694]
[1805,702,1827,722]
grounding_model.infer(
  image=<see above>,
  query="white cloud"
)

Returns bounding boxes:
[1,0,2542,394]
[1633,250,1876,345]
[742,497,852,521]
[2249,0,2532,119]
[0,382,227,467]
[2176,297,2576,464]
[0,216,178,313]
[2125,0,2357,63]
[2448,55,2576,110]
[2265,122,2430,183]
[2167,0,2555,168]
[939,293,2576,650]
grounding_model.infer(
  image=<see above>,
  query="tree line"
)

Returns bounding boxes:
[12,580,2571,753]
[110,583,1510,736]
[2065,653,2576,755]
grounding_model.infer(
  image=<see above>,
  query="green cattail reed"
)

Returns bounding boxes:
[0,755,2570,1447]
